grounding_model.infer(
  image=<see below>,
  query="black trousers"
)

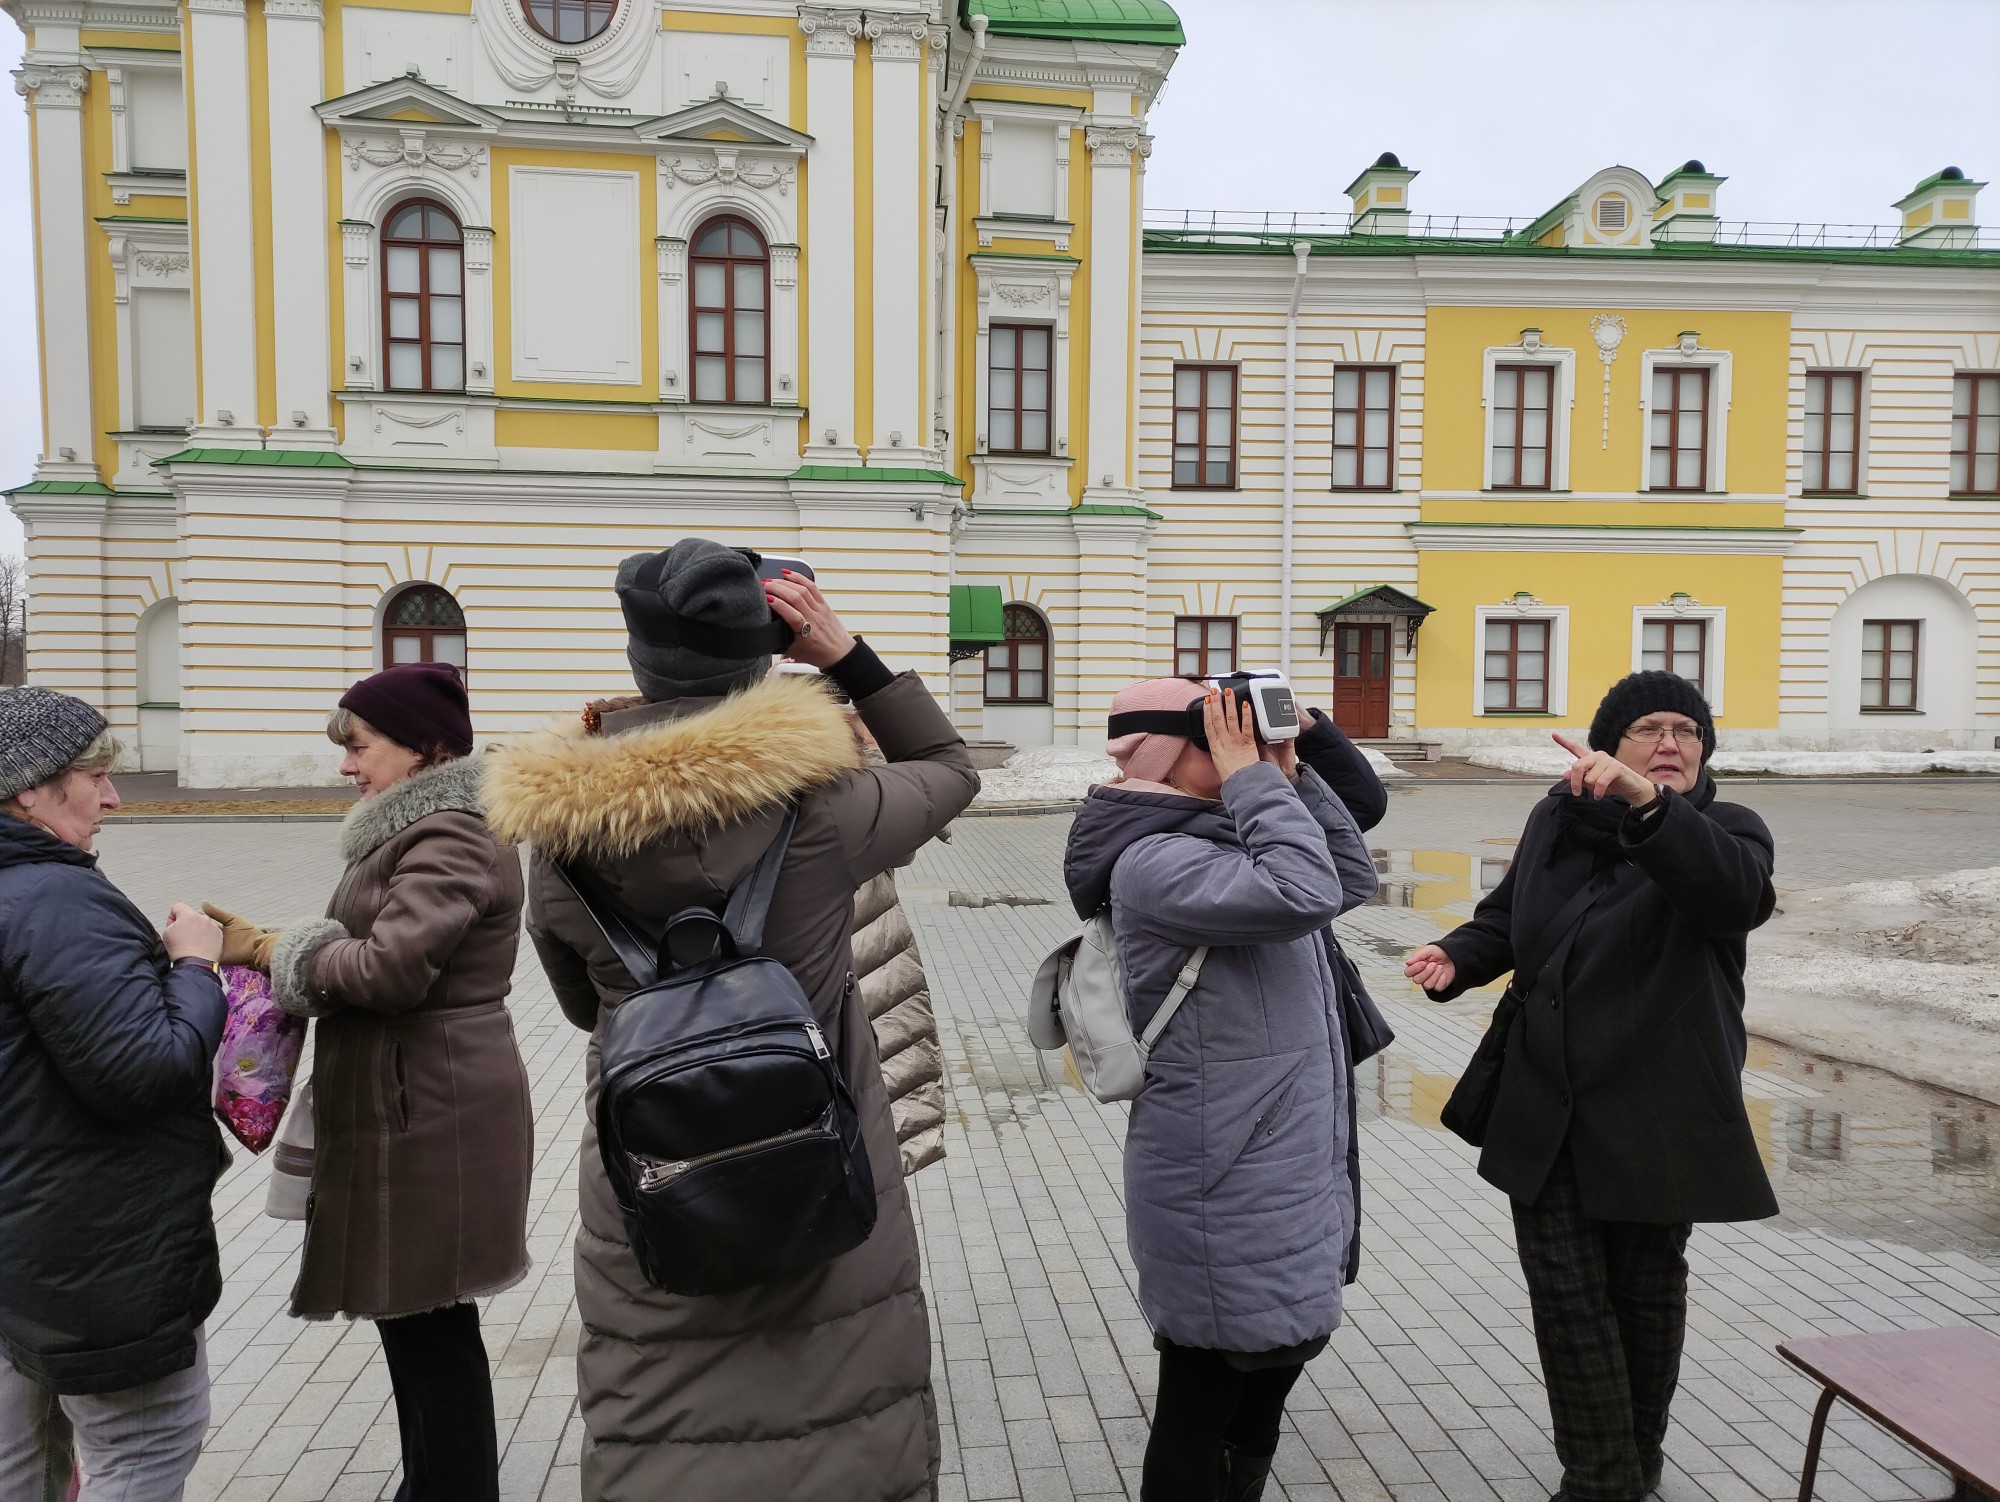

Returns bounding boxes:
[1512,1149,1692,1502]
[1139,1341,1305,1502]
[376,1302,500,1502]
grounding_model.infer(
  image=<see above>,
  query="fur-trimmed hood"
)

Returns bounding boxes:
[482,672,861,862]
[339,754,488,864]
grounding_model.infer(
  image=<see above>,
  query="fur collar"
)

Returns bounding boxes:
[482,672,860,862]
[340,755,487,864]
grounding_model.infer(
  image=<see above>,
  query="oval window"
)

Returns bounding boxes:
[522,0,616,44]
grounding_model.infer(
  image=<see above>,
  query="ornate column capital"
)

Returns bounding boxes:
[461,225,494,272]
[798,7,864,58]
[1084,124,1143,166]
[863,12,929,61]
[339,218,374,266]
[263,0,325,20]
[13,61,89,109]
[184,0,248,15]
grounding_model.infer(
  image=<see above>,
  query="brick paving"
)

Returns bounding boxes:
[81,778,2000,1501]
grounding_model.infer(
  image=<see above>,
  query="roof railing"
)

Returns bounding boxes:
[1143,208,1999,251]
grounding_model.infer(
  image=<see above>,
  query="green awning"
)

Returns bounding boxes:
[949,584,1006,644]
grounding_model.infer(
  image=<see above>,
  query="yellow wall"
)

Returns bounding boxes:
[1421,306,1791,500]
[1414,550,1783,728]
[494,408,657,451]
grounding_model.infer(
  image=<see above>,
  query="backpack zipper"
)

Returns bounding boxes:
[634,1120,827,1189]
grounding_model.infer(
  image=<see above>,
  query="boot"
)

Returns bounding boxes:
[1219,1442,1275,1502]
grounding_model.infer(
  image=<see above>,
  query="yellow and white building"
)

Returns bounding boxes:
[7,0,1999,781]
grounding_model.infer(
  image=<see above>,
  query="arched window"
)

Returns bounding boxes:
[690,216,769,405]
[984,604,1049,705]
[383,585,467,677]
[382,200,465,394]
[522,0,616,43]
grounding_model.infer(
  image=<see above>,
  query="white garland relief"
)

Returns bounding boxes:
[1589,314,1626,449]
[346,137,487,176]
[661,153,794,196]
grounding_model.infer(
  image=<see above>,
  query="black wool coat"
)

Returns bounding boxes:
[1431,775,1780,1225]
[0,816,227,1394]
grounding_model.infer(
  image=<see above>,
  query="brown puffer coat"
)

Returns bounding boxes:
[269,756,533,1320]
[484,668,977,1502]
[854,872,945,1175]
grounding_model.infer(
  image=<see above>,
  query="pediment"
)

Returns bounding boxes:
[316,76,502,133]
[637,96,810,153]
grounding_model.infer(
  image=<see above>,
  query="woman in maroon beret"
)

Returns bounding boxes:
[204,662,531,1502]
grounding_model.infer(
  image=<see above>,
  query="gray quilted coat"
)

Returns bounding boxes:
[1064,764,1376,1353]
[854,872,945,1175]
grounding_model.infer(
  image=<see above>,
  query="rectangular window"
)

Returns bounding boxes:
[1482,618,1550,712]
[1803,370,1861,495]
[1331,364,1395,490]
[1172,365,1237,488]
[989,324,1052,455]
[1173,616,1236,678]
[1490,364,1553,490]
[1860,619,1919,710]
[1641,617,1708,694]
[1650,366,1710,490]
[1952,372,2000,496]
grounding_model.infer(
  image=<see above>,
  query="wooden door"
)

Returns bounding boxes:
[1332,623,1392,739]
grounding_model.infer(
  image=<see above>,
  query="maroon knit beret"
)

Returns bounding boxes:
[338,663,473,759]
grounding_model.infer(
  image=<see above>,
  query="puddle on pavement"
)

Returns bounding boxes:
[1360,1035,2000,1260]
[1364,848,1512,911]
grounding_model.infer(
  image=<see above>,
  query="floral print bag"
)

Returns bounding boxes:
[211,964,308,1154]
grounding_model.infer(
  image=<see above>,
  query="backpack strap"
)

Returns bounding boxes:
[1137,945,1210,1053]
[549,861,663,991]
[719,802,800,957]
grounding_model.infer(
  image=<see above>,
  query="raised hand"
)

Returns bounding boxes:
[202,902,273,968]
[164,903,224,963]
[1204,688,1261,784]
[764,571,856,670]
[1404,943,1456,992]
[1552,731,1657,807]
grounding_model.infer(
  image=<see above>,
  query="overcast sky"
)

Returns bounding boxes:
[2,0,1995,557]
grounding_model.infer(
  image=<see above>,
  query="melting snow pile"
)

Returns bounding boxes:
[971,743,1408,807]
[1466,745,2000,777]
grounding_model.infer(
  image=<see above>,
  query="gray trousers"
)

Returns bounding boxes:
[0,1332,209,1502]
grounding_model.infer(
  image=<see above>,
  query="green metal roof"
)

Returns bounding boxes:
[790,464,966,485]
[6,479,113,496]
[1142,229,2000,269]
[155,447,355,467]
[949,584,1006,643]
[961,0,1184,46]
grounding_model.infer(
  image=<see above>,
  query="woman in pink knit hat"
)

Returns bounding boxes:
[1065,682,1379,1501]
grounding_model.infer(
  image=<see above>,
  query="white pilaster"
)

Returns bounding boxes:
[865,12,928,463]
[15,60,102,483]
[186,0,261,444]
[462,227,495,394]
[798,7,862,462]
[1082,121,1141,503]
[263,0,337,446]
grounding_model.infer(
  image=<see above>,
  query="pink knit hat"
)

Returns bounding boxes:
[1106,678,1206,784]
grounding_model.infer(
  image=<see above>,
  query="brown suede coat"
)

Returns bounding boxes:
[270,756,533,1320]
[855,872,945,1175]
[484,669,976,1502]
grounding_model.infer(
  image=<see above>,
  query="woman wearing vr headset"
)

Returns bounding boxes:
[1063,677,1377,1502]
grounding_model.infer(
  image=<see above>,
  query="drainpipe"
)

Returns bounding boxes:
[1279,240,1310,675]
[936,15,987,729]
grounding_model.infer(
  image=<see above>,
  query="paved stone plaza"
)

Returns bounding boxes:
[92,779,2000,1502]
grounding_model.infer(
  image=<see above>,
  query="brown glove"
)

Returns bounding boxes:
[201,903,280,972]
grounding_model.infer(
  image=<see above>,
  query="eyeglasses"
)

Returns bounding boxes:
[1622,723,1704,747]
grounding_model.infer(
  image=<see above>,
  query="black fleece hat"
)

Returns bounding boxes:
[616,539,774,701]
[1586,670,1716,762]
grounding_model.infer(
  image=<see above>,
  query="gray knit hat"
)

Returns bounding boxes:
[0,688,110,800]
[616,539,775,702]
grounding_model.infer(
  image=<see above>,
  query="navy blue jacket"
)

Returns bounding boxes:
[0,816,227,1394]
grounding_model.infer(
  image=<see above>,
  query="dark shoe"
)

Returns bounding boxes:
[1220,1443,1275,1502]
[1548,1491,1646,1502]
[1642,1456,1664,1494]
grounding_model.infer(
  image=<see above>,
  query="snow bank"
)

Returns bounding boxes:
[1465,744,2000,777]
[971,743,1409,807]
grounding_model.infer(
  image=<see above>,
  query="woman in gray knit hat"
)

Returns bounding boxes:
[0,688,228,1501]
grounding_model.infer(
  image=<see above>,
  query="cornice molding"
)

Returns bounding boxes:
[1407,522,1799,555]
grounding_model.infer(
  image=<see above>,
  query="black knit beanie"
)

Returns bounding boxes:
[1586,670,1716,762]
[616,539,774,702]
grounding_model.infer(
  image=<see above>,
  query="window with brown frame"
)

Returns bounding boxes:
[1649,366,1711,490]
[1951,372,2000,495]
[1171,364,1236,488]
[989,324,1052,455]
[1482,618,1550,712]
[383,585,467,679]
[1803,370,1861,495]
[691,217,769,405]
[521,0,616,44]
[382,200,464,394]
[1490,364,1553,490]
[1860,619,1919,711]
[983,604,1050,705]
[1331,364,1395,490]
[1173,616,1236,678]
[1640,617,1707,695]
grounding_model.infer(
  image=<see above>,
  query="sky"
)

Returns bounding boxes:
[2,0,1996,558]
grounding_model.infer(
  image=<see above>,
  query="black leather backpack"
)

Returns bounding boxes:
[554,805,878,1295]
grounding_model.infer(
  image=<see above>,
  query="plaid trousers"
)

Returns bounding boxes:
[1512,1148,1692,1502]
